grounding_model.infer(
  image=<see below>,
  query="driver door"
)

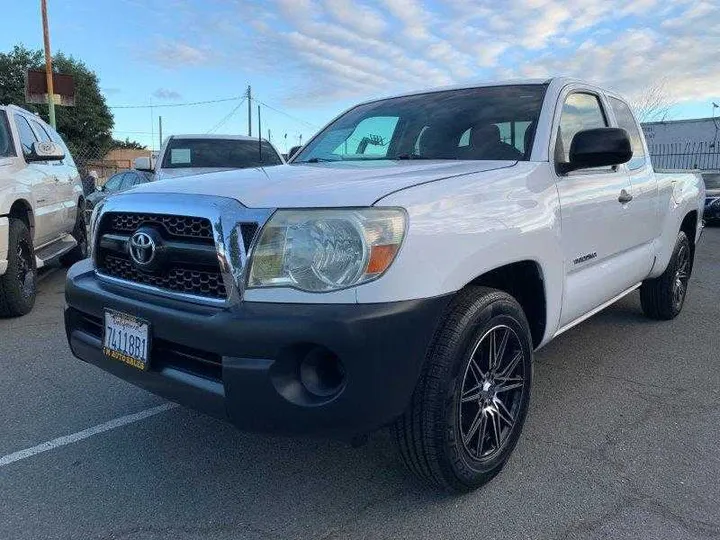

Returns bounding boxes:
[555,91,640,328]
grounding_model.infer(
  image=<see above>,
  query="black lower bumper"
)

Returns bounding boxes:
[64,260,451,437]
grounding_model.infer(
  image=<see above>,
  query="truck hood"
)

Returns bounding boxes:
[155,167,238,180]
[130,160,517,207]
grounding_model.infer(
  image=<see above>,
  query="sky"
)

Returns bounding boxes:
[1,0,718,153]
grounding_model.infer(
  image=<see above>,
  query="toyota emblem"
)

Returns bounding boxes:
[129,231,156,266]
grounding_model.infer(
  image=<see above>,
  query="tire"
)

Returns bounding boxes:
[60,208,88,267]
[395,286,534,492]
[640,231,692,320]
[0,219,37,317]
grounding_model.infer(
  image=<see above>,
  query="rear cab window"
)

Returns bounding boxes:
[609,97,647,170]
[162,139,283,169]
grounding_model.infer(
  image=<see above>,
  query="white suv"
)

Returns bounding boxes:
[0,105,86,316]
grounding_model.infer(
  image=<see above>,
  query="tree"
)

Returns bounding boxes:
[0,44,114,157]
[111,137,146,150]
[629,79,676,123]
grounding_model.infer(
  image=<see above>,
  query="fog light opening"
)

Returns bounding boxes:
[299,347,346,398]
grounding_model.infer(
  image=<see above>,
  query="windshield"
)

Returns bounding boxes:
[703,173,720,190]
[294,85,547,163]
[161,138,283,169]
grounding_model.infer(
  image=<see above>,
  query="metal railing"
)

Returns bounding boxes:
[648,140,720,171]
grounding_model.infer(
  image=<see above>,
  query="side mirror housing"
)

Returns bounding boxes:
[559,128,632,174]
[26,141,65,162]
[133,156,154,171]
[288,145,302,160]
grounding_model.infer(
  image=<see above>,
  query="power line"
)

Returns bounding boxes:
[109,95,245,109]
[207,98,247,134]
[250,97,319,129]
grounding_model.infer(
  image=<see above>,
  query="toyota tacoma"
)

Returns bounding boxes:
[64,78,704,492]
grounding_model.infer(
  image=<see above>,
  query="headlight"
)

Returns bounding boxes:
[248,208,407,292]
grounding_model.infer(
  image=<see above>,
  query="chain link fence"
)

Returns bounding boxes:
[648,140,720,171]
[71,147,153,188]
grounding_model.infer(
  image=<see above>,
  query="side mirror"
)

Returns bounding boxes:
[133,156,154,171]
[26,141,65,162]
[288,146,302,160]
[559,128,632,174]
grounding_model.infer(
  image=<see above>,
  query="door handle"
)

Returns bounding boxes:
[618,189,633,204]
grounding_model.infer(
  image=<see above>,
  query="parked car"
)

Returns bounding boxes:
[0,105,86,316]
[65,78,704,491]
[703,172,720,224]
[134,134,284,181]
[85,169,153,220]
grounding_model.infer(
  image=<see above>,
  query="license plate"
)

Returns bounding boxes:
[103,310,151,371]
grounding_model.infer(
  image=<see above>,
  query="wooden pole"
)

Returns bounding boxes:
[41,0,56,128]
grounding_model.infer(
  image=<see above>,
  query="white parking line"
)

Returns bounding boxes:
[0,403,179,468]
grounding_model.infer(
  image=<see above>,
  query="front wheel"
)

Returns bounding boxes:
[395,287,533,492]
[640,231,692,320]
[0,218,37,317]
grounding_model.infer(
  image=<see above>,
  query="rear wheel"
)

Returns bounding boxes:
[0,219,37,317]
[640,231,692,320]
[395,287,533,492]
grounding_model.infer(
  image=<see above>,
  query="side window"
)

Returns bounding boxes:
[103,173,124,192]
[609,97,646,171]
[47,127,75,167]
[30,120,52,143]
[14,115,39,157]
[0,111,15,158]
[556,93,608,163]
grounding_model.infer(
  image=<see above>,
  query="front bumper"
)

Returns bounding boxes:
[64,260,451,437]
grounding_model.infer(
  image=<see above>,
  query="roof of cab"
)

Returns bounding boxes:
[168,134,266,142]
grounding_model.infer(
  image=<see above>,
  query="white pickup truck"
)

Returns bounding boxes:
[64,78,704,492]
[0,105,86,316]
[134,134,285,181]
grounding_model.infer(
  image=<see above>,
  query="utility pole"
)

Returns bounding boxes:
[40,0,56,128]
[158,116,163,150]
[257,104,262,159]
[247,85,252,137]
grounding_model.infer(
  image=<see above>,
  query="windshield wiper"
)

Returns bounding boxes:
[394,153,434,160]
[295,157,337,163]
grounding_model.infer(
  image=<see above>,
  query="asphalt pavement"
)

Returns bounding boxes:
[1,228,718,540]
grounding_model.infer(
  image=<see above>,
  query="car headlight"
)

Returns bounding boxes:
[248,208,407,292]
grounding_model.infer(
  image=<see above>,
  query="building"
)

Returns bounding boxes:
[642,117,720,170]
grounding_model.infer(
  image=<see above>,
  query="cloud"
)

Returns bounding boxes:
[135,0,720,108]
[147,40,209,68]
[152,88,182,100]
[323,0,387,36]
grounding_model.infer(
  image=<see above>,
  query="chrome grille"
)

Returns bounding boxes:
[106,213,214,240]
[102,255,227,299]
[92,195,273,305]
